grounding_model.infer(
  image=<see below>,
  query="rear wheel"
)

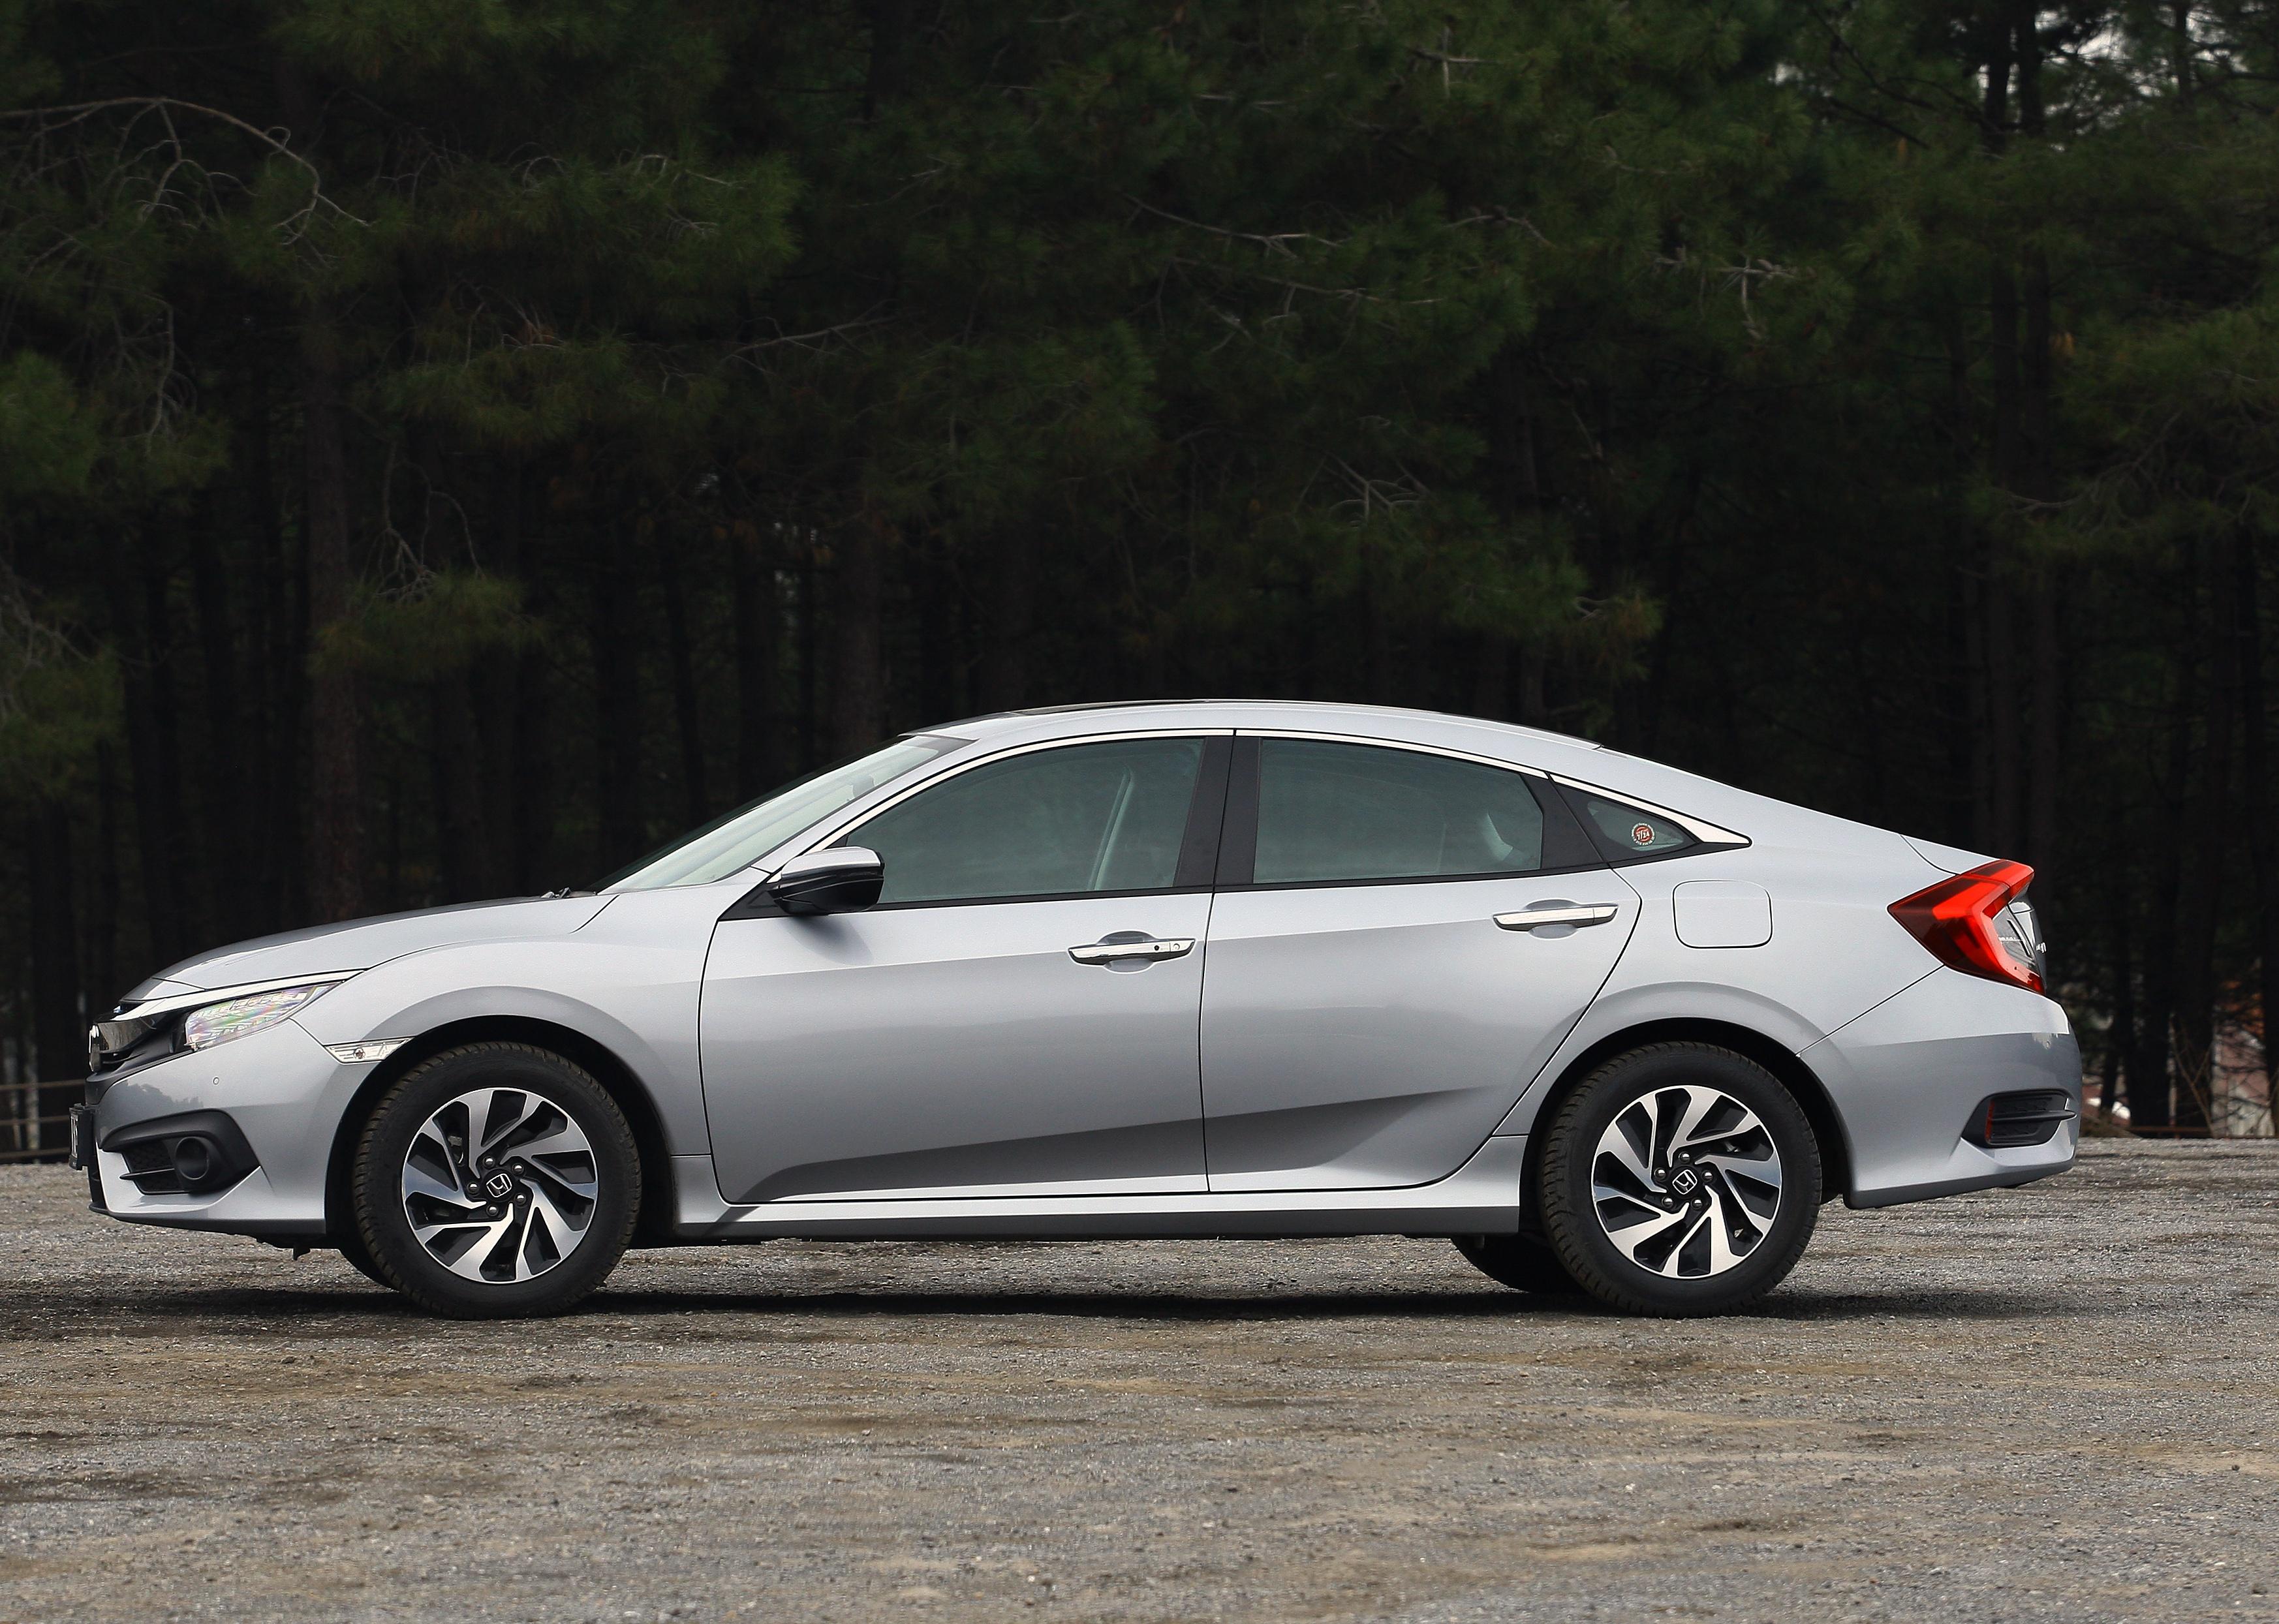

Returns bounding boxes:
[1539,1043,1819,1317]
[350,1043,640,1319]
[1452,1233,1583,1296]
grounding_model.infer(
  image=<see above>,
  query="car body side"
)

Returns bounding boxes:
[84,699,2081,1244]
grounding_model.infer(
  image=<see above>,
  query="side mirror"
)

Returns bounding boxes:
[768,847,884,916]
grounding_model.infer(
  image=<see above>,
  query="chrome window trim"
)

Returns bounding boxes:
[772,728,1237,873]
[1547,774,1749,848]
[1235,728,1551,778]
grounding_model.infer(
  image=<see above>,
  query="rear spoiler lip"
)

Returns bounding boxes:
[1901,833,2002,879]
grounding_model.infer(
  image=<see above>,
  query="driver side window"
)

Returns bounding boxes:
[844,738,1205,906]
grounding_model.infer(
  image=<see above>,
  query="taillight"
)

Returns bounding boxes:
[1888,860,2043,993]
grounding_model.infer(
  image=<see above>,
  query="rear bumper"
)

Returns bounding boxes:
[1805,969,2080,1209]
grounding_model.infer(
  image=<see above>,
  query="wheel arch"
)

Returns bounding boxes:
[323,1015,679,1250]
[1516,1017,1852,1223]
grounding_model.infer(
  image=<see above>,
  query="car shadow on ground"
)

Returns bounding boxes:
[0,1280,2092,1329]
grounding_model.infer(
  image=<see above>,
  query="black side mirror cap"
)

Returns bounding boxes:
[767,847,884,916]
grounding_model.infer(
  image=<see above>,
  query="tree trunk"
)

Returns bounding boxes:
[974,527,1033,713]
[2013,8,2064,878]
[2235,530,2278,1132]
[240,351,296,935]
[301,309,365,923]
[914,527,958,722]
[187,494,248,945]
[2103,912,2134,1120]
[731,521,779,800]
[511,632,553,894]
[110,554,189,969]
[90,742,122,1004]
[2132,605,2199,1133]
[591,521,643,874]
[827,515,887,754]
[475,457,524,896]
[2173,542,2235,1136]
[27,803,82,1148]
[1979,29,2024,858]
[659,530,709,826]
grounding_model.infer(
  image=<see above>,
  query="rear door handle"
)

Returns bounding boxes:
[1069,936,1197,965]
[1494,903,1620,931]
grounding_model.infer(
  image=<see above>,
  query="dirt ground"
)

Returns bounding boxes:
[2,1141,2275,1623]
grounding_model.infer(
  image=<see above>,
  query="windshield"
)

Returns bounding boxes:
[598,735,965,891]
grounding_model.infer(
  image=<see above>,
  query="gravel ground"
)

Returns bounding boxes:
[1,1141,2275,1623]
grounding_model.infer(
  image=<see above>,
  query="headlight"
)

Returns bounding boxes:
[181,983,335,1052]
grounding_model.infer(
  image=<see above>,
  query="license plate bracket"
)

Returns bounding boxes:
[68,1105,95,1170]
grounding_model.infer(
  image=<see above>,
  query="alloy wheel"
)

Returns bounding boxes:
[1590,1084,1783,1279]
[399,1087,600,1284]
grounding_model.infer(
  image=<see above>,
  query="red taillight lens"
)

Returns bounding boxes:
[1887,860,2043,993]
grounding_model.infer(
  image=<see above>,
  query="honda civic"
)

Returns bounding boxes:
[76,701,2079,1317]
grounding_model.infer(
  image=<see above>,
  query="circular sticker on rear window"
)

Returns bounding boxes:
[1632,823,1656,846]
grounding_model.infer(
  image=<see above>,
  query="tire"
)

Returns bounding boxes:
[1539,1043,1820,1317]
[350,1043,640,1319]
[334,1221,390,1288]
[1452,1233,1584,1296]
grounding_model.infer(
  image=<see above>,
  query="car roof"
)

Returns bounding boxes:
[929,699,1604,757]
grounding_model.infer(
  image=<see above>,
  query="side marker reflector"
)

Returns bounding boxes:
[326,1039,407,1065]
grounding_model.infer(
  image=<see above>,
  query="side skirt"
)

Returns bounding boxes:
[664,1137,1528,1242]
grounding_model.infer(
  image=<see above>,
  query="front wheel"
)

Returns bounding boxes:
[350,1043,640,1319]
[1538,1043,1820,1317]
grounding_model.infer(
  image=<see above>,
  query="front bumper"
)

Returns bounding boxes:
[82,1016,372,1238]
[1806,968,2081,1208]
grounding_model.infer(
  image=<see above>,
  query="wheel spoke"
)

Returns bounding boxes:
[1596,1201,1690,1265]
[401,1084,599,1287]
[1590,1079,1783,1282]
[402,1161,481,1210]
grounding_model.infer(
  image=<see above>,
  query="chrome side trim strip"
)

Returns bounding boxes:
[671,1137,1528,1239]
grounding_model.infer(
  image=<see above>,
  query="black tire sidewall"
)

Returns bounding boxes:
[353,1043,639,1318]
[1541,1045,1819,1316]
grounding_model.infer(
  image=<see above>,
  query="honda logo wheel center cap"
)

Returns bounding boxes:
[484,1169,517,1200]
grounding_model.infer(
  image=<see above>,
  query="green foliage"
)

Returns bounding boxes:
[2,0,2278,1126]
[0,352,98,500]
[316,570,531,681]
[0,574,117,801]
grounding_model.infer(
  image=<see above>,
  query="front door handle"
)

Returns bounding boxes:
[1494,903,1620,931]
[1068,936,1197,966]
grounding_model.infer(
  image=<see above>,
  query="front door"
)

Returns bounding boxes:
[1200,737,1636,1191]
[702,735,1226,1206]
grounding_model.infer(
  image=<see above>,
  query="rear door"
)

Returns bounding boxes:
[1198,735,1637,1191]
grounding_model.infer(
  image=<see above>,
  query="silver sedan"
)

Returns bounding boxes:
[76,701,2080,1317]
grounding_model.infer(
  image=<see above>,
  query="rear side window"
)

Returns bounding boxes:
[1249,739,1552,885]
[1568,783,1722,861]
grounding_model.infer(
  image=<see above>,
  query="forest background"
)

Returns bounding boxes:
[4,0,2276,1147]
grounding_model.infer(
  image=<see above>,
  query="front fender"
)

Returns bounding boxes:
[293,883,735,1156]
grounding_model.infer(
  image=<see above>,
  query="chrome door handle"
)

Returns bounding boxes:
[1494,903,1620,930]
[1068,936,1197,965]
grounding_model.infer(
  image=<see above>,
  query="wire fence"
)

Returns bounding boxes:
[0,1082,74,1163]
